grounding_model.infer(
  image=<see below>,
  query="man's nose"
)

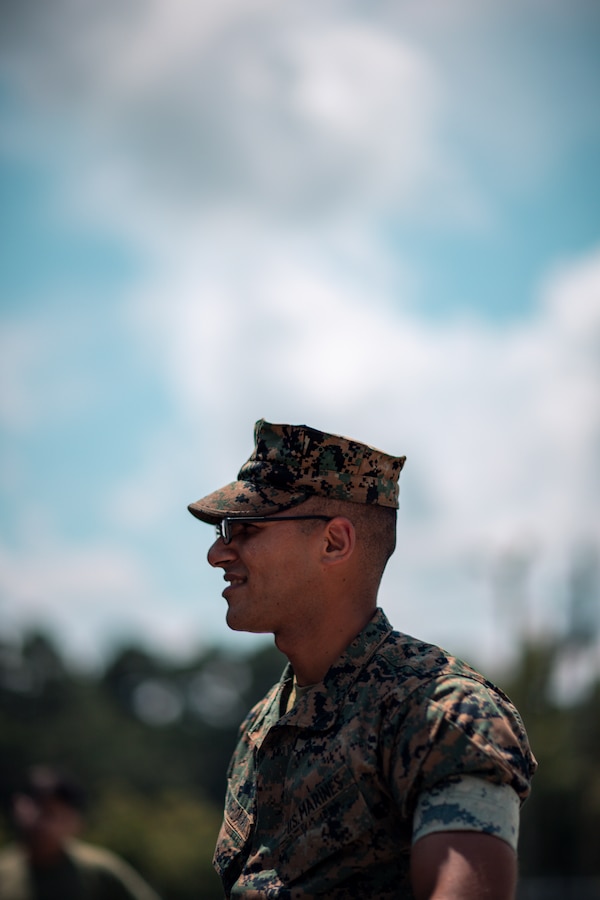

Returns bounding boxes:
[207,535,236,568]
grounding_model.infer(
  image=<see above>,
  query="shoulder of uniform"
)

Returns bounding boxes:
[366,631,526,729]
[371,630,483,694]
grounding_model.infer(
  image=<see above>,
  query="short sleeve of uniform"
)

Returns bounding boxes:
[382,672,536,820]
[413,776,521,850]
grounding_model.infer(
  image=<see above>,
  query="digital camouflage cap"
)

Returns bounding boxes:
[188,419,406,524]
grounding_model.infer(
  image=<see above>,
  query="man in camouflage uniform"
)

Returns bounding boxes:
[0,766,162,900]
[188,420,537,899]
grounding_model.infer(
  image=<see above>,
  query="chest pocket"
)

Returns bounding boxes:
[213,785,254,884]
[277,764,375,884]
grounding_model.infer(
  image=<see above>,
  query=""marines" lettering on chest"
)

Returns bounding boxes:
[285,769,347,836]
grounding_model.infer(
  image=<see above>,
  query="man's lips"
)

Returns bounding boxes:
[223,573,247,594]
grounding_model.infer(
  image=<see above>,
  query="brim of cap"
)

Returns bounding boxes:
[187,481,308,525]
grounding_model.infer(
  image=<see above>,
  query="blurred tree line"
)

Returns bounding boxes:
[1,600,599,899]
[0,632,287,899]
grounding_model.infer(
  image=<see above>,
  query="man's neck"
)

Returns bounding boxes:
[275,604,375,686]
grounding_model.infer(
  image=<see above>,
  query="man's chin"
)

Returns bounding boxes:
[225,609,270,635]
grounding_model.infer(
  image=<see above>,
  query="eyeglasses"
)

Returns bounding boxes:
[215,515,333,545]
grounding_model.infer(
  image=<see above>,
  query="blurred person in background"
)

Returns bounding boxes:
[188,419,537,900]
[0,765,162,900]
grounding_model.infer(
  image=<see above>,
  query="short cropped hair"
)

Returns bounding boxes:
[300,496,397,582]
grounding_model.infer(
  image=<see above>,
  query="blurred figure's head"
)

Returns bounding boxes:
[12,766,86,864]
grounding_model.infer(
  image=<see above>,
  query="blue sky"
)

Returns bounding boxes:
[1,0,599,679]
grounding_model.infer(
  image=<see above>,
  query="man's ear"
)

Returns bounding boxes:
[321,517,355,564]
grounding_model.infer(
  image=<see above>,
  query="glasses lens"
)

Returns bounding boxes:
[217,518,230,544]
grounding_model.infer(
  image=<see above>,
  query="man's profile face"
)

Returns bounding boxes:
[207,510,325,636]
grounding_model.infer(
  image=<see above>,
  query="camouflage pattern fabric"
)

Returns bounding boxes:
[213,609,537,899]
[188,420,406,524]
[413,775,520,849]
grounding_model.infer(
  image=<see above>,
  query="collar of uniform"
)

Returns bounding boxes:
[279,607,393,730]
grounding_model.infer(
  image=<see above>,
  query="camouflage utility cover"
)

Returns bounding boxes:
[188,419,406,524]
[213,609,537,899]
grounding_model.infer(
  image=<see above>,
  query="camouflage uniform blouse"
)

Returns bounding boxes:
[213,608,536,899]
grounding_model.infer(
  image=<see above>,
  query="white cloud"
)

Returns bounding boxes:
[3,0,564,230]
[0,535,152,664]
[1,244,597,672]
[0,317,100,434]
[117,240,600,664]
[1,0,598,672]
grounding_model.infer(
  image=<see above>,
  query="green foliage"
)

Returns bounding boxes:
[0,631,285,899]
[86,786,224,900]
[500,639,600,878]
